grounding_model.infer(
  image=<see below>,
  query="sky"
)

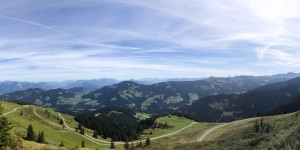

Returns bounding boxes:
[1,0,300,81]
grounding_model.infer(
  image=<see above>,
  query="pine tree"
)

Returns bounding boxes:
[59,141,64,147]
[80,127,85,135]
[139,141,142,147]
[37,131,46,143]
[102,128,107,139]
[164,122,168,129]
[26,124,35,141]
[124,140,129,149]
[20,110,23,116]
[130,142,135,150]
[110,141,115,149]
[78,124,82,130]
[146,137,150,146]
[93,130,98,138]
[59,118,64,125]
[81,140,85,148]
[0,104,12,148]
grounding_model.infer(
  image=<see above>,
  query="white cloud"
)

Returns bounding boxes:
[1,0,300,81]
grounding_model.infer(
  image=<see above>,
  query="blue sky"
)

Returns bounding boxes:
[1,0,300,81]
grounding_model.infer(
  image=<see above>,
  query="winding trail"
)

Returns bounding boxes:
[3,104,198,146]
[0,105,28,117]
[151,122,196,140]
[197,123,229,142]
[32,107,110,145]
[59,112,196,145]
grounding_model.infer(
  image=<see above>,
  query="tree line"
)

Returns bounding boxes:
[75,108,158,141]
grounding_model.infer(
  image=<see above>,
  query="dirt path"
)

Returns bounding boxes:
[32,107,110,145]
[1,105,28,117]
[197,123,229,142]
[1,105,200,146]
[59,113,196,145]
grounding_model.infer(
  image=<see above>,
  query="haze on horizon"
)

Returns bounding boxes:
[1,0,300,82]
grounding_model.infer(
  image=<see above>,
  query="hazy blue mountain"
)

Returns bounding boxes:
[0,78,119,94]
[0,81,51,95]
[48,78,119,89]
[132,78,205,85]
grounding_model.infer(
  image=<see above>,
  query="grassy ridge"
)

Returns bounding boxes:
[7,106,108,149]
[138,120,214,150]
[141,116,194,139]
[171,111,300,150]
[0,100,113,149]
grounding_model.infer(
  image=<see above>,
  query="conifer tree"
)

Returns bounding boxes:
[80,127,85,135]
[93,130,98,138]
[146,137,150,146]
[78,124,82,130]
[164,122,168,129]
[37,131,46,143]
[59,118,64,125]
[59,141,64,147]
[130,142,135,150]
[124,140,129,149]
[26,124,35,141]
[81,140,85,148]
[0,104,12,148]
[110,141,115,149]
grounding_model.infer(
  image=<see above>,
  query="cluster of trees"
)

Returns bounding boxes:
[151,122,168,129]
[26,125,46,143]
[76,124,85,135]
[75,107,158,141]
[109,137,151,149]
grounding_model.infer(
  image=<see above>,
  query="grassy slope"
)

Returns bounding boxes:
[35,107,111,142]
[138,116,216,150]
[0,101,113,149]
[137,112,151,120]
[1,100,217,150]
[174,111,300,150]
[141,116,194,139]
[139,123,214,150]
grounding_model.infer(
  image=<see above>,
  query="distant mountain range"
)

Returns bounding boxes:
[1,73,300,118]
[0,78,119,95]
[82,75,292,113]
[1,72,299,95]
[0,78,205,95]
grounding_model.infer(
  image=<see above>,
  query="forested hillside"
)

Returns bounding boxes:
[181,77,300,122]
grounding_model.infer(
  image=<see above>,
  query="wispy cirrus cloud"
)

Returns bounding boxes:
[0,0,300,81]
